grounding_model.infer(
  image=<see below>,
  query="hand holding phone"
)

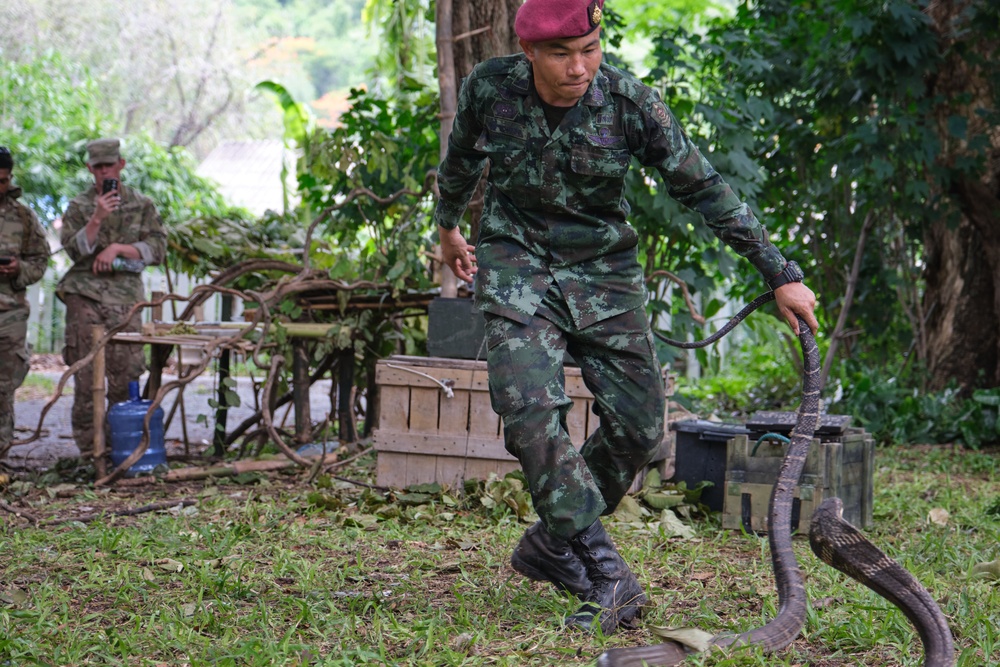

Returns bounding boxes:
[98,178,121,217]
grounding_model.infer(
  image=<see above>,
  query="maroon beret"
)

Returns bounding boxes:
[515,0,605,43]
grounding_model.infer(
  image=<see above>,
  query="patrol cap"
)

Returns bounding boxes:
[515,0,605,43]
[86,138,122,166]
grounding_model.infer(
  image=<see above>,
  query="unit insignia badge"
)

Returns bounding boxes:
[588,1,603,28]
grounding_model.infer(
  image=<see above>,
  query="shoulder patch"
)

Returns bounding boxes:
[651,100,672,129]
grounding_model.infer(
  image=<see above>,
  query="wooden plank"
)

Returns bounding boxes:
[374,431,514,460]
[375,451,409,488]
[586,401,600,437]
[377,357,592,397]
[381,355,487,371]
[92,324,107,479]
[496,460,522,478]
[564,372,594,399]
[439,390,470,434]
[377,364,476,390]
[379,386,410,431]
[468,391,501,438]
[436,457,521,487]
[408,387,441,433]
[565,399,588,445]
[434,457,467,489]
[403,454,439,488]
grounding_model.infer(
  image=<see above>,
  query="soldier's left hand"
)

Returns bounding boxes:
[92,246,120,275]
[0,257,19,276]
[774,282,818,336]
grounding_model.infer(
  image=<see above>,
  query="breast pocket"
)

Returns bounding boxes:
[565,144,631,210]
[475,121,531,204]
[570,145,631,178]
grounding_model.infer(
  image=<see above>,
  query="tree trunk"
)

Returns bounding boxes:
[446,0,521,244]
[922,0,1000,392]
[452,0,521,77]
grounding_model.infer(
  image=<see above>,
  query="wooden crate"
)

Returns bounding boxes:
[721,429,875,533]
[373,355,674,491]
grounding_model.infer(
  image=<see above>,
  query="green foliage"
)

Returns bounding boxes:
[233,0,375,100]
[833,364,1000,448]
[301,86,440,293]
[362,0,436,95]
[0,49,262,276]
[0,51,107,221]
[673,313,802,418]
[629,0,1000,426]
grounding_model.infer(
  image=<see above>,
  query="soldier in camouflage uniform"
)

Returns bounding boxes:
[0,147,50,459]
[433,0,818,634]
[58,138,166,460]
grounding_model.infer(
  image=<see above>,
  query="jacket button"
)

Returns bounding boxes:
[504,157,512,165]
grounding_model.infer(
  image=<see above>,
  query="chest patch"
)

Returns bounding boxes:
[492,100,518,120]
[586,127,625,148]
[487,117,527,141]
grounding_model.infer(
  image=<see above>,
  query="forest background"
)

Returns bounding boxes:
[0,0,997,450]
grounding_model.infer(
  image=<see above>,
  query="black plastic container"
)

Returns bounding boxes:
[671,419,751,512]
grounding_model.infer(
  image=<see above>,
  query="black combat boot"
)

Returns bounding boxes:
[511,521,592,598]
[565,519,646,634]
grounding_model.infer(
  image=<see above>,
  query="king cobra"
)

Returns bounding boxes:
[597,292,954,667]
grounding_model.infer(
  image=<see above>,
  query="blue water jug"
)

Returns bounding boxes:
[108,380,167,476]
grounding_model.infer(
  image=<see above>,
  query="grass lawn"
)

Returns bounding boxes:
[1,444,998,666]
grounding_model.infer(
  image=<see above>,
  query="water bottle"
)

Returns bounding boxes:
[112,257,146,273]
[107,380,167,477]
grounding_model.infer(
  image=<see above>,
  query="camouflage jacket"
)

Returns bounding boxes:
[434,54,788,328]
[0,187,50,311]
[58,182,166,305]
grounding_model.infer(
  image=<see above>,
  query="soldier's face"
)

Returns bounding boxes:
[87,159,125,188]
[0,169,9,196]
[521,30,602,107]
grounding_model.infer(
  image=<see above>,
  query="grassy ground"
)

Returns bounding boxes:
[1,444,998,666]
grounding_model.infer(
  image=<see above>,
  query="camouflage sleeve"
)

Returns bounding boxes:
[626,91,788,281]
[59,201,90,263]
[131,199,166,266]
[13,207,49,290]
[433,74,489,231]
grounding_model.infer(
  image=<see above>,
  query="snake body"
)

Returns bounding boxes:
[597,294,954,667]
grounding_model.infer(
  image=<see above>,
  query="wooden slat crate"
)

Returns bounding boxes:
[373,355,674,491]
[721,429,875,533]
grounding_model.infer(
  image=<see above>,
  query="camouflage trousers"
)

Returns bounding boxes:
[62,294,146,457]
[485,290,665,541]
[0,307,31,455]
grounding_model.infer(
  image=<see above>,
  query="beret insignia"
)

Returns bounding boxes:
[588,1,603,28]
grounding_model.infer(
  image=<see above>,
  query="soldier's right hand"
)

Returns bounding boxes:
[93,190,121,222]
[438,225,477,283]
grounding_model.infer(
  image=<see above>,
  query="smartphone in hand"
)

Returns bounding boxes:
[102,178,119,194]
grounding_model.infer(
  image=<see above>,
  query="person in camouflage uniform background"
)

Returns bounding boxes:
[0,147,50,460]
[433,0,818,635]
[58,138,166,460]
